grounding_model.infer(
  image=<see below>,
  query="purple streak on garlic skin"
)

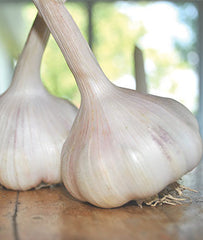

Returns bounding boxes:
[61,89,202,207]
[0,14,77,190]
[33,0,202,208]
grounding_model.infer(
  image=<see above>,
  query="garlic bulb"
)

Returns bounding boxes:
[0,14,77,190]
[33,0,203,208]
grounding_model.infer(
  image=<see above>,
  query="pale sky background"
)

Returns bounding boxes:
[114,2,198,113]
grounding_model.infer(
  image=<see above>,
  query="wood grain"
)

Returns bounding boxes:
[0,189,18,240]
[0,161,202,240]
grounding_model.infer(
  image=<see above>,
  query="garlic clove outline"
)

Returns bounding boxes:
[0,13,77,190]
[61,90,202,208]
[33,0,203,208]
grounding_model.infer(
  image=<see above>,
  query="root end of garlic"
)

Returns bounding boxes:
[137,182,197,207]
[34,182,61,190]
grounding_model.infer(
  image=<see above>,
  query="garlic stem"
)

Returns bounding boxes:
[134,46,148,94]
[10,14,49,92]
[32,0,112,99]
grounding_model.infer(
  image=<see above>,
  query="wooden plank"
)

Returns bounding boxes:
[14,186,203,240]
[0,161,201,240]
[0,189,18,240]
[15,186,179,240]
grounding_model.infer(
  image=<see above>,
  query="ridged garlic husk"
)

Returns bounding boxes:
[0,14,77,190]
[34,0,203,208]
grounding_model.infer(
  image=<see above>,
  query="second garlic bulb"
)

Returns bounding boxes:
[0,14,77,190]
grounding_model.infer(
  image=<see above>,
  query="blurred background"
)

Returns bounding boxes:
[0,0,202,117]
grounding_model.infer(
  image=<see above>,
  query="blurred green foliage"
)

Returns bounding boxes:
[0,1,198,110]
[22,2,88,107]
[93,2,146,80]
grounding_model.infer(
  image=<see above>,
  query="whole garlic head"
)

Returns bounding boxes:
[62,88,202,208]
[33,0,203,208]
[0,14,77,190]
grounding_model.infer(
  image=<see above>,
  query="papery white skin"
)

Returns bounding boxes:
[0,14,77,190]
[33,0,203,208]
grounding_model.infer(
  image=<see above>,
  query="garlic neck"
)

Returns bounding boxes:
[33,0,112,99]
[10,14,49,94]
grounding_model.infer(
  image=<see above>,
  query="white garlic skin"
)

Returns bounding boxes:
[62,87,202,208]
[0,87,76,190]
[0,14,77,190]
[31,0,202,207]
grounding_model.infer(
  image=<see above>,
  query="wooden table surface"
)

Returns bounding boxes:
[0,161,202,240]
